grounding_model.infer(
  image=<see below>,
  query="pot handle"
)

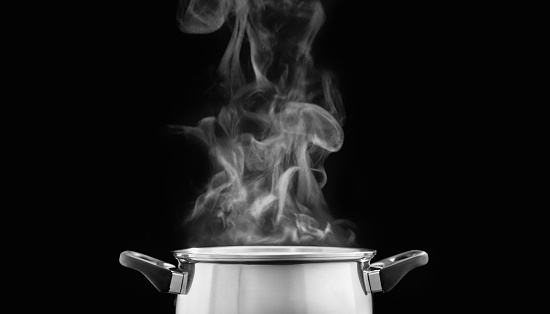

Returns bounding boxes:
[362,250,428,294]
[119,250,188,294]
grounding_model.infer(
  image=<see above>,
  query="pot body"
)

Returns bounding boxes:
[120,248,428,314]
[175,262,372,314]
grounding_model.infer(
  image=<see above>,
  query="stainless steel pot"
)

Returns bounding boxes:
[120,246,428,314]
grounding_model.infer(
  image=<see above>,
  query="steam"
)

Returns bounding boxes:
[177,0,355,246]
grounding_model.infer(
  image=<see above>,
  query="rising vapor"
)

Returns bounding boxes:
[176,0,355,246]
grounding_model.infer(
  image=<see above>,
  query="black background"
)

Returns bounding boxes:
[82,1,499,313]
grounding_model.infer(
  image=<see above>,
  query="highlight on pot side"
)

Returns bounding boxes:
[175,0,356,247]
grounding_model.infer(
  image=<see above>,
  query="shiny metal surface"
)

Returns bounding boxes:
[173,246,376,262]
[175,261,372,314]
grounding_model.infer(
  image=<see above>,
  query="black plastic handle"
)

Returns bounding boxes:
[370,250,428,293]
[119,250,176,293]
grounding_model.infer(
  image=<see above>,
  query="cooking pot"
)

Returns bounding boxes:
[120,246,428,314]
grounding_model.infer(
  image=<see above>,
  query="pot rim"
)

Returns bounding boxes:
[172,246,376,262]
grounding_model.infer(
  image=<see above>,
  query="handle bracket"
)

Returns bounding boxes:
[169,271,188,294]
[363,269,383,294]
